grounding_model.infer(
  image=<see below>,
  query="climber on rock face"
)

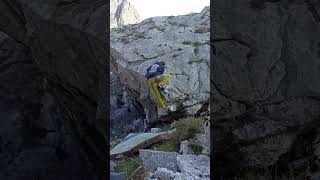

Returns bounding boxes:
[145,61,175,114]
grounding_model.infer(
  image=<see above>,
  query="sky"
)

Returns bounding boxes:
[129,0,210,19]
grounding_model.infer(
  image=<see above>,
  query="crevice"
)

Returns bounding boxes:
[305,0,320,23]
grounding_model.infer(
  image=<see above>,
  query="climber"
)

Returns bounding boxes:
[145,61,174,113]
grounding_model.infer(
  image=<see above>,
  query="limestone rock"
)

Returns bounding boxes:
[110,172,127,180]
[111,132,172,157]
[110,7,210,120]
[179,141,194,155]
[139,150,179,172]
[110,0,142,28]
[177,154,210,179]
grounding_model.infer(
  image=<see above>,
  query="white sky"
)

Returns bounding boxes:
[129,0,210,19]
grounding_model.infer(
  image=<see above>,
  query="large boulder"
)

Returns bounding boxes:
[212,0,320,178]
[110,7,210,122]
[139,149,179,172]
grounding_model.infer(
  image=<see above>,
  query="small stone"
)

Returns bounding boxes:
[151,128,162,133]
[179,140,194,155]
[110,172,127,180]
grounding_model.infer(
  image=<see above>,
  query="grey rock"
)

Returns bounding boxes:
[151,128,162,133]
[0,0,109,178]
[179,141,194,155]
[212,0,320,177]
[110,161,117,172]
[110,7,210,121]
[140,149,179,172]
[110,172,127,180]
[177,154,210,179]
[111,0,142,28]
[111,132,170,157]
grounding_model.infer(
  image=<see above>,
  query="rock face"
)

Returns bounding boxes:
[139,149,179,172]
[0,0,107,179]
[110,72,145,140]
[177,154,210,179]
[110,0,142,28]
[111,7,210,121]
[212,0,320,178]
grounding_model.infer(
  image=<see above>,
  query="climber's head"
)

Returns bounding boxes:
[157,61,165,67]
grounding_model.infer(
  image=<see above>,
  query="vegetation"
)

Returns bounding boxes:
[151,141,176,152]
[182,40,192,45]
[177,47,183,51]
[114,156,143,179]
[192,41,203,47]
[194,27,209,34]
[189,141,203,155]
[169,116,205,149]
[194,47,199,55]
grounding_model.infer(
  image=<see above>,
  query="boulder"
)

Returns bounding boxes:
[111,131,173,157]
[110,7,210,122]
[139,149,179,172]
[177,154,210,179]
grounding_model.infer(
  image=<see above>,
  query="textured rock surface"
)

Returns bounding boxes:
[110,72,145,140]
[179,140,194,155]
[177,154,210,179]
[212,0,320,177]
[110,0,141,28]
[111,132,171,157]
[111,7,210,119]
[139,149,179,172]
[0,0,107,179]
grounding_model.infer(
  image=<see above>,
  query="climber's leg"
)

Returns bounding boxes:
[148,77,167,108]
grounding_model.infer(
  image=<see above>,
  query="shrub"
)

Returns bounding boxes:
[170,117,204,146]
[114,156,142,178]
[189,142,203,155]
[192,41,203,46]
[194,27,209,34]
[152,142,176,152]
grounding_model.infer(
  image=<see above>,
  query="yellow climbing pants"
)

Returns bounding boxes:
[147,73,170,109]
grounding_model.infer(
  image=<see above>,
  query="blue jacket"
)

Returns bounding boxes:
[145,62,165,79]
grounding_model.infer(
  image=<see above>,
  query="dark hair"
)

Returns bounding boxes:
[157,61,165,66]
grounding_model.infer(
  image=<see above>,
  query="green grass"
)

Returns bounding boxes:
[189,141,203,155]
[170,117,205,149]
[194,27,209,34]
[177,47,183,51]
[151,141,177,152]
[114,156,142,178]
[192,41,203,46]
[183,40,192,45]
